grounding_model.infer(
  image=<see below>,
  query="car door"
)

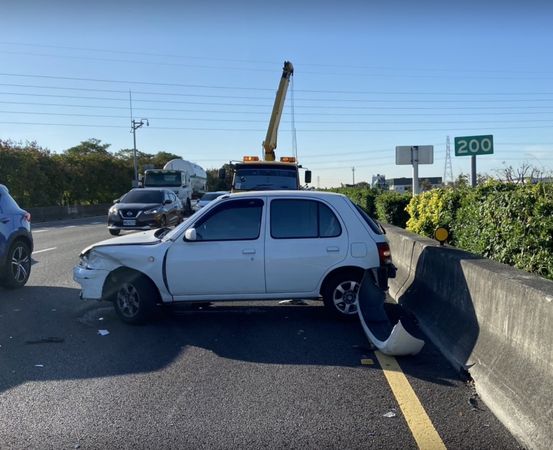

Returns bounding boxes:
[165,197,266,298]
[265,198,348,293]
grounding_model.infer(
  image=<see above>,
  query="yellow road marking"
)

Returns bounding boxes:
[375,351,447,450]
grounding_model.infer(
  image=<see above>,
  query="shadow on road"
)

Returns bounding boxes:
[0,285,461,394]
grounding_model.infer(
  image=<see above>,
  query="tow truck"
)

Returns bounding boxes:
[221,61,311,191]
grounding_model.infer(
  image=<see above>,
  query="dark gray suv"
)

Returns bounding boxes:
[0,184,33,289]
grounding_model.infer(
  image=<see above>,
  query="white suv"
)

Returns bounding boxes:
[74,191,395,324]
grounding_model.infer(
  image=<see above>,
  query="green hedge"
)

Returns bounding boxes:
[330,187,378,217]
[375,191,411,227]
[405,182,553,280]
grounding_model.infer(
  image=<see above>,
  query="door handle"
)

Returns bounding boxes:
[242,249,256,255]
[326,246,340,253]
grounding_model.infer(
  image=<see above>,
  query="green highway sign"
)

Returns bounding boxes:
[454,135,494,157]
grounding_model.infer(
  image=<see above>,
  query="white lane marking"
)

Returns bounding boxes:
[33,247,57,254]
[33,229,48,233]
[63,225,77,228]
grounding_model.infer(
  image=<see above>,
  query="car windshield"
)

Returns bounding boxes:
[143,171,182,187]
[120,190,163,204]
[233,167,298,191]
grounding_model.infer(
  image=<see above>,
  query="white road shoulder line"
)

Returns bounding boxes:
[33,247,57,254]
[33,229,48,233]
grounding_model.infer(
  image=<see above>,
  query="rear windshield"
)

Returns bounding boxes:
[0,185,23,213]
[201,192,226,201]
[352,202,384,235]
[121,190,163,204]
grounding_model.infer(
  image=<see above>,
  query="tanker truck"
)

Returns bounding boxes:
[142,159,207,214]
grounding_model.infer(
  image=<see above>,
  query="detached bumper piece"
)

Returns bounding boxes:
[357,270,424,356]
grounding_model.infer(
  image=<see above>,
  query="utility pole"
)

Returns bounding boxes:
[444,135,454,185]
[352,166,355,185]
[131,118,149,187]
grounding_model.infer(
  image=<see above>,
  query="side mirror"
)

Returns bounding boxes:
[184,228,197,241]
[113,198,120,203]
[218,168,226,180]
[304,170,312,184]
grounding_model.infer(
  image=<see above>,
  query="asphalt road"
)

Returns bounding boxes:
[0,218,521,449]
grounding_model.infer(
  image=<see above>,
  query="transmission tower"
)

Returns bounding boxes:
[443,136,454,185]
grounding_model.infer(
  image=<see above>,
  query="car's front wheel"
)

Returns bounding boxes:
[109,229,120,236]
[113,273,157,324]
[322,272,363,318]
[2,240,32,289]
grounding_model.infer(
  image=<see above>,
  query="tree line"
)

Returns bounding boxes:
[0,139,228,208]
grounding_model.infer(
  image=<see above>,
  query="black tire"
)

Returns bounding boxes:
[109,229,121,236]
[2,240,32,289]
[322,272,363,319]
[113,273,157,325]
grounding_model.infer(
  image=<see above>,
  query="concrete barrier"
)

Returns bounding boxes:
[384,224,553,450]
[28,204,111,223]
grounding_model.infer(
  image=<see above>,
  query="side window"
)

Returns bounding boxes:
[193,198,263,241]
[271,199,342,239]
[319,202,342,237]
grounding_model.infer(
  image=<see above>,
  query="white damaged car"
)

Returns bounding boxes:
[73,191,396,324]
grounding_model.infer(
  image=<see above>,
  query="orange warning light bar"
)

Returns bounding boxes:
[280,156,296,163]
[243,156,260,162]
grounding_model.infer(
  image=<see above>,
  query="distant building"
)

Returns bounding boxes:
[371,174,388,190]
[388,177,442,193]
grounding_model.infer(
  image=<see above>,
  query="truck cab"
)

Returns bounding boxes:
[225,157,311,192]
[142,169,193,213]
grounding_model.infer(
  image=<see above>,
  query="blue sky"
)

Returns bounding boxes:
[2,0,553,187]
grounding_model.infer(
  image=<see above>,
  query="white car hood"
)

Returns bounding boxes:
[80,229,162,255]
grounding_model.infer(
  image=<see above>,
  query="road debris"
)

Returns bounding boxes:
[383,411,397,418]
[278,299,308,306]
[98,329,110,336]
[34,364,44,368]
[360,358,374,366]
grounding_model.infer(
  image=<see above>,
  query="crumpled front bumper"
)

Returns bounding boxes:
[73,265,110,300]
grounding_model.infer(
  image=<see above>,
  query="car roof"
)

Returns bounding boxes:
[129,188,170,193]
[224,190,345,200]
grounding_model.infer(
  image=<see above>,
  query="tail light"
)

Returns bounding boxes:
[377,242,392,266]
[24,212,31,223]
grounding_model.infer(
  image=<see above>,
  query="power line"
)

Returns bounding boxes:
[4,80,553,101]
[4,81,553,99]
[2,120,553,132]
[4,109,553,126]
[3,41,553,77]
[4,98,553,113]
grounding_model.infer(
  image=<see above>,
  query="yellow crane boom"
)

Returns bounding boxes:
[262,61,294,162]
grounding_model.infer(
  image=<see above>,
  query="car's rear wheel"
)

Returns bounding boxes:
[109,229,120,236]
[322,272,363,318]
[113,273,157,325]
[2,240,32,289]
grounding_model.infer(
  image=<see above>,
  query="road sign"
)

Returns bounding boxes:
[454,135,494,157]
[395,146,434,165]
[395,145,434,195]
